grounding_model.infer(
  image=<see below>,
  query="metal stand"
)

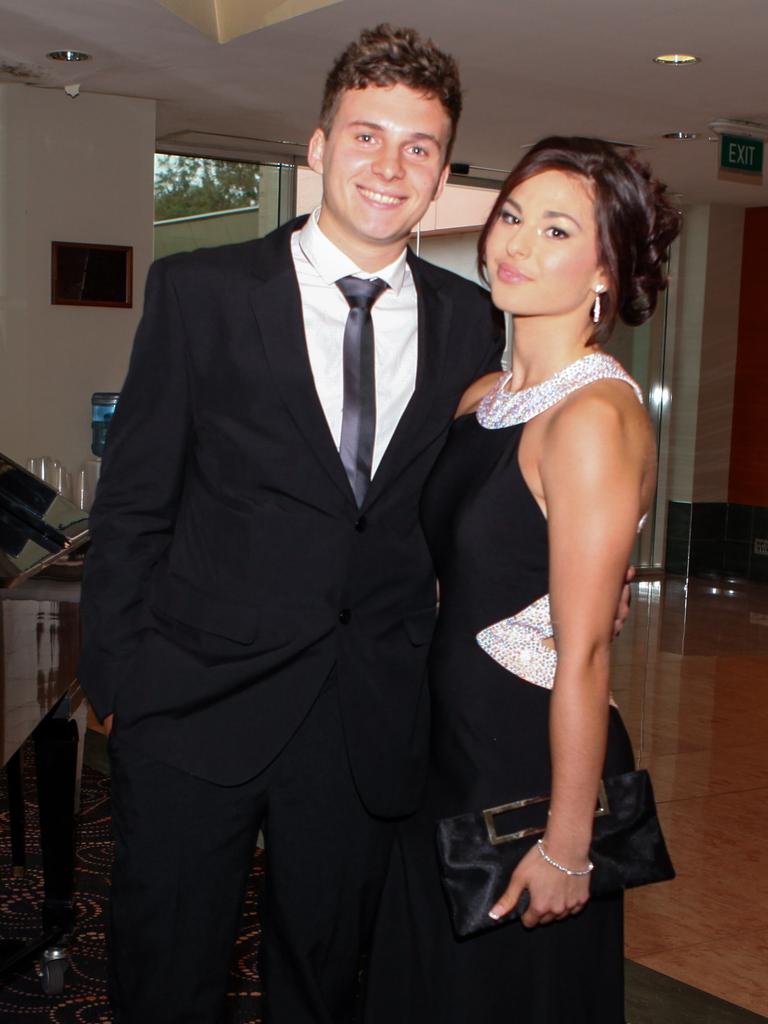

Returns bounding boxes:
[6,747,26,878]
[0,696,79,994]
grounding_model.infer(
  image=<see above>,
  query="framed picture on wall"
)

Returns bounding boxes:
[51,241,133,308]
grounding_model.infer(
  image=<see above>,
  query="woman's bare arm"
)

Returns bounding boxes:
[490,381,653,926]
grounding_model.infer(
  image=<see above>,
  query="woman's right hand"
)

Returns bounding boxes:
[489,841,590,928]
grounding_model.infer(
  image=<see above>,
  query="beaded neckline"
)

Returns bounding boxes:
[476,352,643,430]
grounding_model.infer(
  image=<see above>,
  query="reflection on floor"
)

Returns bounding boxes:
[626,962,768,1023]
[617,576,768,1018]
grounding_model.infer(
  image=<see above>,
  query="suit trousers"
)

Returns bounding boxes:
[108,676,398,1024]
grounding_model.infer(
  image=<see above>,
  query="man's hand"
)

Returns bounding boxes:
[613,565,635,637]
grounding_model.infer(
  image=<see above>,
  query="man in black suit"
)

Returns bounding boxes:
[79,24,504,1024]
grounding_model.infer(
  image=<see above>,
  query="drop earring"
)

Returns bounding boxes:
[592,286,605,325]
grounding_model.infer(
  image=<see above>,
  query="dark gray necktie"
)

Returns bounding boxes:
[336,275,388,507]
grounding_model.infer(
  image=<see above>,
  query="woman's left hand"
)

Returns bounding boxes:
[489,842,590,928]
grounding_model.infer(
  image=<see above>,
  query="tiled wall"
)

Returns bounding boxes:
[665,500,768,582]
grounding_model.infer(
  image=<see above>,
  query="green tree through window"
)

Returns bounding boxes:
[154,155,261,220]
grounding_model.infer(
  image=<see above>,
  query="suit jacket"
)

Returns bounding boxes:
[78,216,504,817]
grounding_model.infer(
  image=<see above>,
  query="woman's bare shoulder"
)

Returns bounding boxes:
[547,376,651,443]
[542,377,654,494]
[455,372,506,419]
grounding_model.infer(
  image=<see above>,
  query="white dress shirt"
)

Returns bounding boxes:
[290,209,418,475]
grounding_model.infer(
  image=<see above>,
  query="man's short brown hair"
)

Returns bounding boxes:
[319,24,462,162]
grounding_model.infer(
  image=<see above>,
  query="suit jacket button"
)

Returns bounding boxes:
[338,608,352,625]
[354,516,367,533]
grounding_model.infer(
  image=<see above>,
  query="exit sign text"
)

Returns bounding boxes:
[720,134,764,177]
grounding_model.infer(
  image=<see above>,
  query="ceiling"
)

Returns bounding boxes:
[1,0,767,206]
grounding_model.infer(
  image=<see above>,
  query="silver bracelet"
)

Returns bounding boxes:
[536,839,594,877]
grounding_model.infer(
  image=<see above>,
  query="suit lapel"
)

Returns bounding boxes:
[364,251,452,509]
[247,221,354,504]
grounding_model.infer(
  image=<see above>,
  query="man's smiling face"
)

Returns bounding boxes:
[308,83,452,271]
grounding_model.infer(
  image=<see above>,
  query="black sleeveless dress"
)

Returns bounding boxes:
[364,359,637,1024]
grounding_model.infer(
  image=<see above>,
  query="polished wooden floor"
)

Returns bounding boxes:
[617,575,768,1017]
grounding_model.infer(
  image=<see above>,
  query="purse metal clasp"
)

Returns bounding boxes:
[482,783,610,846]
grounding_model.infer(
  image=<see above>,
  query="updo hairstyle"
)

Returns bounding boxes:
[478,137,683,344]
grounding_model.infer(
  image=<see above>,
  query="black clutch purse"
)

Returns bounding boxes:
[435,768,675,937]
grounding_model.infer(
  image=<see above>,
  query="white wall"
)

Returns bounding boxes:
[417,229,484,286]
[0,84,156,477]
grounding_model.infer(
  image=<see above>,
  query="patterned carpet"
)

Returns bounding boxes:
[0,747,264,1023]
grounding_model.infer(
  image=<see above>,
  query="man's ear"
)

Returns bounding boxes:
[307,128,325,174]
[432,161,451,203]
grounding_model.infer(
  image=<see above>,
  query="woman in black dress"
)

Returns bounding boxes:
[364,138,681,1022]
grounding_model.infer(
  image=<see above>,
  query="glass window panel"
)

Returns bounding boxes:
[154,155,294,259]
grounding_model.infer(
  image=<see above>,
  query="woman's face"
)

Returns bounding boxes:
[484,168,607,322]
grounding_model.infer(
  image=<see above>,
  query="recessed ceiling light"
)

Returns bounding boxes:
[653,53,700,66]
[46,50,91,62]
[662,131,698,140]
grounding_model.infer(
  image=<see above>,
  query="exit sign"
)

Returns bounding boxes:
[719,134,763,183]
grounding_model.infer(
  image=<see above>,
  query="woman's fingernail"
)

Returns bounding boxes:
[488,907,501,920]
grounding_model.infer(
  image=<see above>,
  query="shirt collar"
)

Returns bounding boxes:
[297,207,408,295]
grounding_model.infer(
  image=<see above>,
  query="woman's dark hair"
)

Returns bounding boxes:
[478,137,682,344]
[319,24,462,162]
